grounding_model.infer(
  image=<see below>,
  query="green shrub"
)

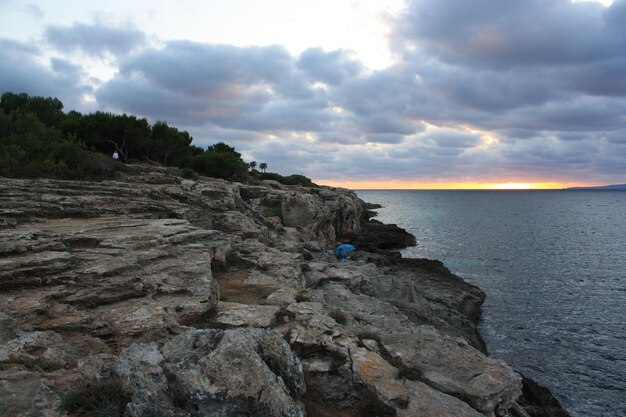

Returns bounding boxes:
[253,171,317,187]
[191,145,248,179]
[62,380,130,417]
[262,205,283,218]
[190,321,211,329]
[181,167,194,179]
[0,355,63,372]
[0,109,117,180]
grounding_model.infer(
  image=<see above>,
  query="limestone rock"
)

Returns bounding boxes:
[0,313,17,344]
[282,193,321,228]
[162,329,305,417]
[348,344,484,417]
[115,343,174,416]
[0,330,76,367]
[0,165,550,417]
[0,215,224,344]
[281,193,338,246]
[381,326,522,416]
[401,379,485,417]
[265,288,298,306]
[212,302,281,328]
[0,369,61,417]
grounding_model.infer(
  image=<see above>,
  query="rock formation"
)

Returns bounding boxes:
[0,164,562,416]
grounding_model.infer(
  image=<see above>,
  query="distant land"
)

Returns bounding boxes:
[565,184,626,190]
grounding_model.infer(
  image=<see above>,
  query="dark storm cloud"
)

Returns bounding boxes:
[45,23,146,57]
[0,38,90,109]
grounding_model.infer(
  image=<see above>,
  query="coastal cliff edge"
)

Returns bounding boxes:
[0,164,567,417]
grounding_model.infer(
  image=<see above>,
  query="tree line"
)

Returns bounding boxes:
[0,92,314,186]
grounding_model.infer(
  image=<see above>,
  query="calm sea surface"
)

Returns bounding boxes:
[356,190,626,417]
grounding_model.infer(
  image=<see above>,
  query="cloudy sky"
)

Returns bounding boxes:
[1,0,624,188]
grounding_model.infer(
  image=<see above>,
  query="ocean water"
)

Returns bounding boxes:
[356,190,626,417]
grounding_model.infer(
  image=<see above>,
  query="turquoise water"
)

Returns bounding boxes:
[357,190,626,417]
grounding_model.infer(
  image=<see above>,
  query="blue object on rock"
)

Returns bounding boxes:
[334,244,356,256]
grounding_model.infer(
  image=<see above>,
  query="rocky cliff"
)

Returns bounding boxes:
[1,165,534,417]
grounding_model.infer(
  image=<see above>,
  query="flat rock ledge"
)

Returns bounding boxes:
[0,165,564,417]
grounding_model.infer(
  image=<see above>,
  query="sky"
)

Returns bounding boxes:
[1,0,625,189]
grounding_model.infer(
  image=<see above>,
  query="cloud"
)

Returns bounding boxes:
[427,129,481,148]
[2,1,626,185]
[116,41,306,97]
[24,3,44,19]
[96,41,326,129]
[45,22,147,57]
[97,41,418,142]
[395,0,624,67]
[0,38,90,109]
[297,47,362,85]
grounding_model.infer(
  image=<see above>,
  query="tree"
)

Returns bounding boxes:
[248,161,257,171]
[191,142,248,179]
[1,92,64,128]
[81,112,151,162]
[0,107,112,179]
[259,162,268,173]
[207,142,241,157]
[149,121,192,166]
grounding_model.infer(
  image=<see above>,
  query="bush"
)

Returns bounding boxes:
[0,355,63,372]
[181,167,194,179]
[0,109,117,180]
[262,205,282,218]
[253,171,317,187]
[191,145,248,179]
[62,380,130,417]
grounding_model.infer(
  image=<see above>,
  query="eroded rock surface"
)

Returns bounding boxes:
[0,165,531,417]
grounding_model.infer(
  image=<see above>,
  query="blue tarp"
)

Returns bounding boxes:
[334,244,356,255]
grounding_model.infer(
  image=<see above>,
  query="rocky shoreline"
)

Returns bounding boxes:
[0,164,568,417]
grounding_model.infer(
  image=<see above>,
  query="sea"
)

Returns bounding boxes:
[356,190,626,417]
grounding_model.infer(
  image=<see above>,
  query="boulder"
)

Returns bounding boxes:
[348,344,483,417]
[381,327,522,416]
[161,329,306,417]
[353,219,416,251]
[282,194,318,228]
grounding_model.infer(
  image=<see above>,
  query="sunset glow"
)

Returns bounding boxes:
[315,180,584,190]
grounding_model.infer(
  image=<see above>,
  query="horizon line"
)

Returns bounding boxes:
[314,181,600,190]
